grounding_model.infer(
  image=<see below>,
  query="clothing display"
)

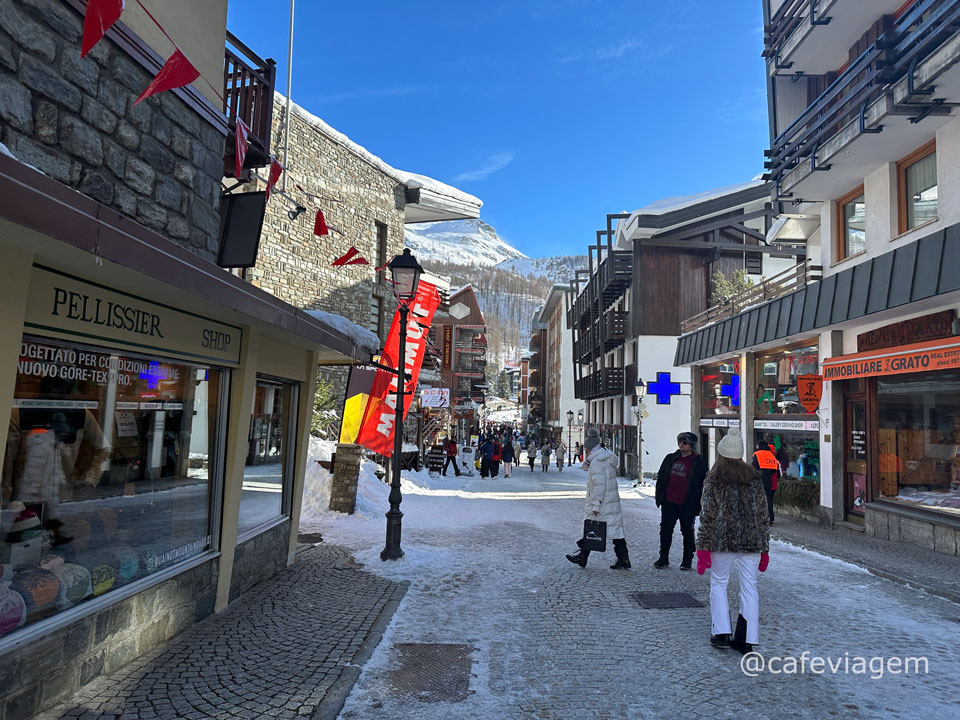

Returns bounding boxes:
[0,586,26,635]
[51,563,93,610]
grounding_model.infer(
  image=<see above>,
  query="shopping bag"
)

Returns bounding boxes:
[582,519,607,552]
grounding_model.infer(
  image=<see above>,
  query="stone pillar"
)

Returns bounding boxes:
[741,352,756,461]
[329,443,362,513]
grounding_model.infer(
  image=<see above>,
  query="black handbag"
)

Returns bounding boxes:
[582,519,607,552]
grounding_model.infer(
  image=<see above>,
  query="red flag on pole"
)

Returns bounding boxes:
[82,0,125,58]
[234,118,250,179]
[134,48,199,106]
[356,282,440,456]
[265,156,283,200]
[332,246,369,266]
[314,209,329,236]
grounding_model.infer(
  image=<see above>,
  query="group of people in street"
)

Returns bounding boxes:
[566,427,772,655]
[442,424,588,479]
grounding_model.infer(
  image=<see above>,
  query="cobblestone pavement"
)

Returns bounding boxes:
[769,515,960,604]
[35,544,406,720]
[334,464,960,720]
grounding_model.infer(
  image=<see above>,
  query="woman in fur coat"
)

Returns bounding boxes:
[565,428,630,569]
[695,429,770,655]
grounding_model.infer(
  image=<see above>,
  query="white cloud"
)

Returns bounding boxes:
[454,152,516,182]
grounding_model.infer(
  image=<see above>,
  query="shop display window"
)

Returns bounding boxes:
[0,337,222,638]
[755,345,819,416]
[700,361,740,417]
[877,372,960,517]
[754,431,820,480]
[237,377,297,537]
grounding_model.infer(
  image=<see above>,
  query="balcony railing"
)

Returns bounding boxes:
[765,0,960,186]
[599,251,632,308]
[603,310,628,350]
[680,260,823,334]
[762,0,824,62]
[224,31,277,175]
[574,367,624,400]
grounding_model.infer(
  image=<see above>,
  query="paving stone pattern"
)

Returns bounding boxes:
[336,466,960,720]
[35,544,405,720]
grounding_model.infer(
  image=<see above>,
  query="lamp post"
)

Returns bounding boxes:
[634,379,646,484]
[381,248,423,561]
[566,409,574,464]
[577,409,583,458]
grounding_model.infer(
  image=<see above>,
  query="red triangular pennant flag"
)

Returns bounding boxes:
[265,156,283,200]
[134,48,200,106]
[314,209,329,236]
[345,255,369,265]
[332,246,360,266]
[82,0,125,58]
[234,118,250,179]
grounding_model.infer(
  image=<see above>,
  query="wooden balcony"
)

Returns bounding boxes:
[224,32,277,176]
[680,260,823,334]
[599,251,632,309]
[603,310,628,350]
[575,367,624,400]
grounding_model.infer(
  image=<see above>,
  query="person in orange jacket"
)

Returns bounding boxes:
[752,441,781,525]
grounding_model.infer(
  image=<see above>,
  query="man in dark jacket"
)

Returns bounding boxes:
[654,431,708,570]
[479,438,494,478]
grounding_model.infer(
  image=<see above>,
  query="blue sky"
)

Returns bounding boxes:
[227,0,768,258]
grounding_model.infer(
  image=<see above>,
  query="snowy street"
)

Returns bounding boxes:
[299,454,960,719]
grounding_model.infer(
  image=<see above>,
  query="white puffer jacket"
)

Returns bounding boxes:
[582,446,625,540]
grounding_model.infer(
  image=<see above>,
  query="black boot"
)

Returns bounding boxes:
[565,550,589,567]
[610,539,631,569]
[729,614,753,655]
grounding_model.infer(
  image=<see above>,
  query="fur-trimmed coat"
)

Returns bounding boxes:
[696,462,770,554]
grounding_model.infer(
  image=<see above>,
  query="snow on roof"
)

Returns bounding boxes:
[0,142,15,161]
[305,309,381,354]
[633,180,767,216]
[277,93,481,213]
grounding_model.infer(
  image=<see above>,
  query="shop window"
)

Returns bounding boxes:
[700,360,740,417]
[755,431,820,480]
[237,377,298,537]
[1,337,222,639]
[835,186,865,262]
[876,372,960,517]
[898,141,938,234]
[755,344,819,416]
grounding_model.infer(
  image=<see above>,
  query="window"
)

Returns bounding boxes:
[898,140,938,233]
[754,343,819,416]
[700,360,740,417]
[877,371,960,517]
[375,221,388,273]
[237,377,297,537]
[835,186,865,261]
[1,337,222,637]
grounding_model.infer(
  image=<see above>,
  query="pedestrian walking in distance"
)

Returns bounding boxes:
[752,441,781,525]
[442,436,460,477]
[654,431,707,570]
[555,441,566,472]
[696,429,771,655]
[566,428,631,569]
[540,441,551,472]
[527,444,537,472]
[501,439,514,478]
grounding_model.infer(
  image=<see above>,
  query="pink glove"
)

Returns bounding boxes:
[758,552,769,572]
[696,550,711,575]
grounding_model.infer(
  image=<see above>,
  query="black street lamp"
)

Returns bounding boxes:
[381,248,423,562]
[634,379,646,483]
[566,409,574,464]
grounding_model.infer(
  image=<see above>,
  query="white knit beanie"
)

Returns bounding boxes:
[717,429,744,459]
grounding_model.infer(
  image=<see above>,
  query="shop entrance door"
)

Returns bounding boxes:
[845,398,868,520]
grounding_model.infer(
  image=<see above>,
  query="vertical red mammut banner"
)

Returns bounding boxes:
[356,282,440,456]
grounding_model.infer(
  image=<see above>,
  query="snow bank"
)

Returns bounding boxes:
[304,310,380,353]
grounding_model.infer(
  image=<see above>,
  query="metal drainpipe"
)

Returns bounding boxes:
[282,0,294,191]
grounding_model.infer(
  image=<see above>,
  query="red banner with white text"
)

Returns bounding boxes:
[356,281,440,456]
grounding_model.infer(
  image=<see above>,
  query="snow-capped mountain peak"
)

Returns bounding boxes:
[403,219,527,267]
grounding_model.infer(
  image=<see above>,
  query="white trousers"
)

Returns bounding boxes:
[709,552,760,644]
[504,461,512,477]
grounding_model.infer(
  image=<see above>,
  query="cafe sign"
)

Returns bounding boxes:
[25,265,242,366]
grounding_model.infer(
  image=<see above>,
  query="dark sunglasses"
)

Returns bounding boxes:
[678,440,691,446]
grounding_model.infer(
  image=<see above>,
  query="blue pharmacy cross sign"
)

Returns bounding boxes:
[720,374,741,407]
[648,372,682,405]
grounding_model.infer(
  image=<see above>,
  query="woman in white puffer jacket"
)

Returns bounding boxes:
[565,428,631,569]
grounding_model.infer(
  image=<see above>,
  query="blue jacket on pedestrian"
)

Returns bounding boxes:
[501,442,515,463]
[479,441,494,459]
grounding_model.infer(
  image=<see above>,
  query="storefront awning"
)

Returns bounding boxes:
[822,336,960,381]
